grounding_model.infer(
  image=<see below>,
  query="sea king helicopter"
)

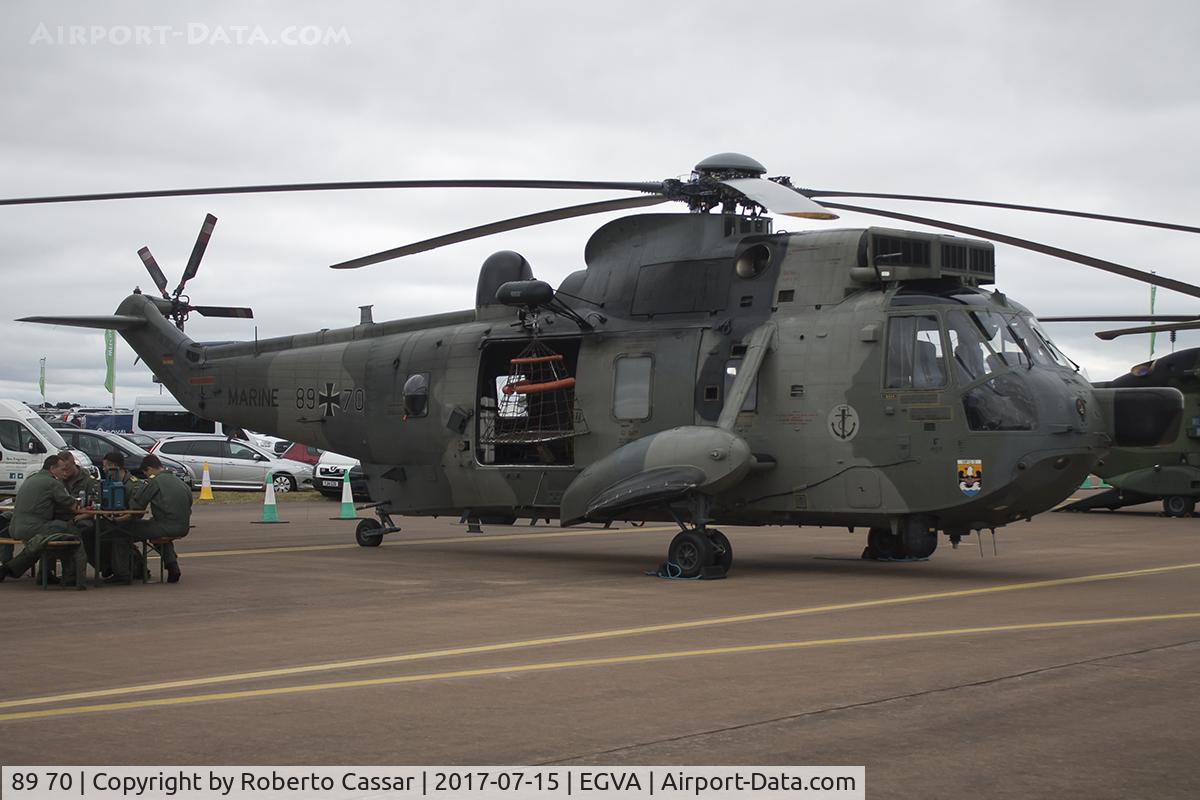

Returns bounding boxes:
[7,153,1193,576]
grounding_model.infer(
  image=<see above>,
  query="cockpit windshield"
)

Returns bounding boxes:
[972,310,1031,369]
[945,311,998,383]
[1025,317,1076,369]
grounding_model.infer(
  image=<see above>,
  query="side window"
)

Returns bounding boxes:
[403,373,430,418]
[189,440,224,459]
[138,411,217,435]
[227,442,260,460]
[158,440,188,455]
[613,355,653,420]
[77,434,107,461]
[885,315,948,389]
[0,420,21,451]
[723,358,759,412]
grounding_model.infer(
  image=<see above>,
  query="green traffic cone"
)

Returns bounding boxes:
[251,471,288,524]
[335,470,357,520]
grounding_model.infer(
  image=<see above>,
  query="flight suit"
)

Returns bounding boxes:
[3,469,86,582]
[125,471,192,573]
[62,468,95,506]
[93,471,143,579]
[1,510,13,563]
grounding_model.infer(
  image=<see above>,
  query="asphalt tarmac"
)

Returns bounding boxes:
[1,493,1198,799]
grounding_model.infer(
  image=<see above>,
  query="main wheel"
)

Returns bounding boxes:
[355,518,384,547]
[273,473,296,493]
[901,526,938,559]
[707,529,733,575]
[1163,496,1195,517]
[668,530,714,578]
[865,528,903,560]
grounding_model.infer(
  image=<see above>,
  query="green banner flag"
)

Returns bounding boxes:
[104,329,116,394]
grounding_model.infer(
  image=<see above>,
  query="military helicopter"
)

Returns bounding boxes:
[1038,313,1200,516]
[7,153,1192,576]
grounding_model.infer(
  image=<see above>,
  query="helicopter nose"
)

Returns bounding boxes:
[1093,387,1183,447]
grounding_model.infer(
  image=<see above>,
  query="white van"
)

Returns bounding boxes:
[0,399,94,494]
[132,396,233,439]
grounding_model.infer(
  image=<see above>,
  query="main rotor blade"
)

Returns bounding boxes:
[802,190,1200,235]
[330,195,670,269]
[721,178,838,219]
[191,305,254,319]
[1040,315,1200,323]
[0,179,666,206]
[1096,321,1200,340]
[137,246,170,298]
[177,213,217,293]
[820,201,1200,301]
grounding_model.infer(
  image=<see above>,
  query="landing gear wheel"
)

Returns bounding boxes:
[355,518,384,547]
[668,530,714,578]
[707,529,733,575]
[901,526,938,559]
[1163,496,1195,517]
[864,528,903,560]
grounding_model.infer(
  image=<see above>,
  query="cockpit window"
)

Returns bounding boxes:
[945,311,998,383]
[1026,317,1074,368]
[885,315,947,389]
[972,311,1030,369]
[1008,316,1057,367]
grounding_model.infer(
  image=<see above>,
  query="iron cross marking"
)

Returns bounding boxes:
[319,382,341,417]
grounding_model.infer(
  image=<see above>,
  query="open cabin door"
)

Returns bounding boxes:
[475,336,586,466]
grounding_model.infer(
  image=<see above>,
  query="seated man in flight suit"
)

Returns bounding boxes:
[0,454,87,588]
[92,451,148,583]
[122,454,192,583]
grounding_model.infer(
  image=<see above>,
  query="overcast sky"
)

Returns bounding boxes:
[2,1,1199,407]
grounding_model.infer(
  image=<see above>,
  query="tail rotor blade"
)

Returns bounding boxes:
[137,246,170,298]
[176,213,217,294]
[191,305,254,319]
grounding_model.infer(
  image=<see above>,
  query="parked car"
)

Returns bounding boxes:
[151,436,314,492]
[279,442,322,466]
[55,427,195,488]
[313,451,370,500]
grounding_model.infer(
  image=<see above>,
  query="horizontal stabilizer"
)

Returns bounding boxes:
[17,314,145,330]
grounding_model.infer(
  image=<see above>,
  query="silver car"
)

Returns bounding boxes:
[152,436,313,492]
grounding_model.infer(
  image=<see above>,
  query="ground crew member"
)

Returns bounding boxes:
[99,451,139,506]
[1,508,12,562]
[0,454,87,588]
[58,451,95,505]
[125,454,192,583]
[56,451,99,580]
[96,451,149,583]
